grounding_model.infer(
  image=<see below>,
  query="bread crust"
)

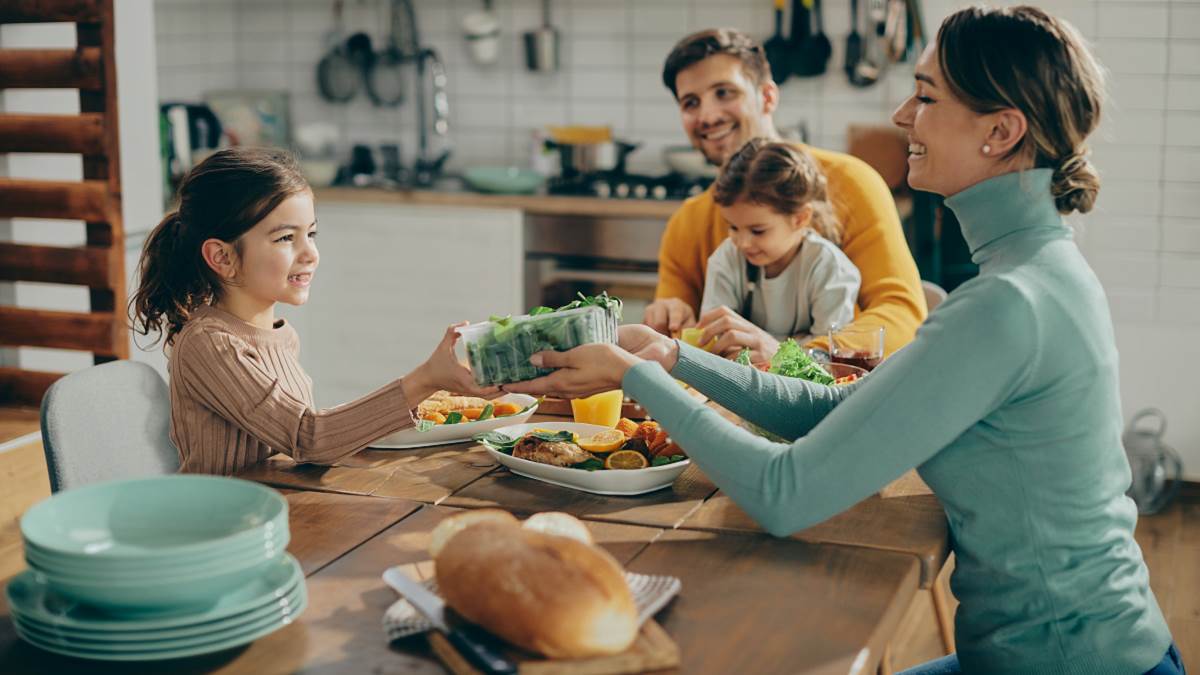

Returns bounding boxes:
[428,509,520,559]
[435,521,638,658]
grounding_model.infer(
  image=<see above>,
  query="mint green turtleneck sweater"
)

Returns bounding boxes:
[624,170,1171,674]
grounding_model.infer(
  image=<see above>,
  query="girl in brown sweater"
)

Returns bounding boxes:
[130,148,493,474]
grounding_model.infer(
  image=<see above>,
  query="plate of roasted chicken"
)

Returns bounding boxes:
[372,392,539,449]
[474,421,691,496]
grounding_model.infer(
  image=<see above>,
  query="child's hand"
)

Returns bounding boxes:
[403,323,499,404]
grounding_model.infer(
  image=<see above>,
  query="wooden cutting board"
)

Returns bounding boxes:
[428,619,680,675]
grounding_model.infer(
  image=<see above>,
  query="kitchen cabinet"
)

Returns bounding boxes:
[281,202,523,407]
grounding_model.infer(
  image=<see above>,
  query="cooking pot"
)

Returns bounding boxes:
[545,139,639,179]
[1123,408,1184,515]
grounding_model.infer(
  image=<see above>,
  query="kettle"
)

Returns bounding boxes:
[1123,408,1184,515]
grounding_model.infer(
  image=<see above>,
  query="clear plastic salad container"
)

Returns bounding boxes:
[460,305,619,386]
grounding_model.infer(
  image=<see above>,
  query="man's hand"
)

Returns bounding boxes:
[501,344,641,400]
[643,297,697,336]
[695,306,780,363]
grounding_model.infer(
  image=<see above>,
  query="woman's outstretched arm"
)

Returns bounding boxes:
[624,279,1035,536]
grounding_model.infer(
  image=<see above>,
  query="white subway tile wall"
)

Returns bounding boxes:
[151,0,1200,469]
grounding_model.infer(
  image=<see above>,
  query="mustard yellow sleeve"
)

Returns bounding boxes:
[655,207,705,312]
[812,157,926,356]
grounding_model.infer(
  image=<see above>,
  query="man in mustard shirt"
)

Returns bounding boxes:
[645,28,925,359]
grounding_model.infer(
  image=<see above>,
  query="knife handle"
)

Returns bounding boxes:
[448,623,519,675]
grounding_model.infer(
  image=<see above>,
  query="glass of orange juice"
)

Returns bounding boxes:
[570,389,624,428]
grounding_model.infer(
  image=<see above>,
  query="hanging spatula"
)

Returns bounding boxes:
[764,0,790,84]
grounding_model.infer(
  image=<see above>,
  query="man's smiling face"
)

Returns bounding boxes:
[674,54,778,167]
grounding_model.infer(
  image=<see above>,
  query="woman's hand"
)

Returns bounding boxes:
[403,323,499,403]
[618,324,680,372]
[501,343,642,399]
[695,306,780,363]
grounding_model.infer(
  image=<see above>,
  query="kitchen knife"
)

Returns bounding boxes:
[382,567,518,675]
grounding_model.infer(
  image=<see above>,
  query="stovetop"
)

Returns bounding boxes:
[547,171,713,201]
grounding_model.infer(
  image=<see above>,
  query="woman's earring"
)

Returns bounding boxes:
[982,144,992,155]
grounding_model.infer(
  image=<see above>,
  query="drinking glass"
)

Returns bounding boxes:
[828,325,885,371]
[570,389,624,428]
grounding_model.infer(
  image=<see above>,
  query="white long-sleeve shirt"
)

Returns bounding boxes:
[700,230,860,339]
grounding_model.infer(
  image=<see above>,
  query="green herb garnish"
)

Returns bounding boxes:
[443,411,464,425]
[529,430,576,443]
[474,431,518,453]
[573,458,604,471]
[477,403,494,421]
[415,419,437,432]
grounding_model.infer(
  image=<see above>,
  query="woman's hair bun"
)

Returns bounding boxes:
[1051,150,1100,215]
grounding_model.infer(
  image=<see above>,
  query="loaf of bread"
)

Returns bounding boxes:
[521,511,595,545]
[432,511,638,658]
[428,508,519,558]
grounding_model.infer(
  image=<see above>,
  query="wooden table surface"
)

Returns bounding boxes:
[237,414,949,587]
[0,492,920,674]
[1,410,948,674]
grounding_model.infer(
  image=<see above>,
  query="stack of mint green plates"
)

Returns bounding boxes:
[8,475,305,661]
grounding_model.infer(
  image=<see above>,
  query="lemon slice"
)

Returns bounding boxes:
[577,429,627,454]
[680,327,717,352]
[604,449,649,470]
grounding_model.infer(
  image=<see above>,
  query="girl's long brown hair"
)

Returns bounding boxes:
[712,139,843,245]
[937,6,1105,214]
[129,147,309,347]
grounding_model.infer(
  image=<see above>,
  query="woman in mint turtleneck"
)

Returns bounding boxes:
[506,6,1183,675]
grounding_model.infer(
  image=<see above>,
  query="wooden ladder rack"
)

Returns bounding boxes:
[0,0,126,406]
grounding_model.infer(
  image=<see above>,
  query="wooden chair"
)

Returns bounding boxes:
[0,0,127,406]
[847,124,912,222]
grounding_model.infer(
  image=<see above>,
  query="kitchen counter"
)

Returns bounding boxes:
[315,186,684,220]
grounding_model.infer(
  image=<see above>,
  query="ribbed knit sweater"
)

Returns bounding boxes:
[624,170,1171,674]
[167,305,413,474]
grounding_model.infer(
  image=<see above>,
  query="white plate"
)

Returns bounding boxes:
[481,421,690,496]
[371,394,539,449]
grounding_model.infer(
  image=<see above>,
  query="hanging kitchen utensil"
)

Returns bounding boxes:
[316,0,360,103]
[787,0,816,77]
[850,0,886,86]
[811,0,833,68]
[523,0,560,72]
[1123,408,1184,515]
[764,0,790,84]
[794,0,829,76]
[844,0,864,83]
[884,0,908,63]
[366,0,408,107]
[905,0,928,59]
[461,0,501,66]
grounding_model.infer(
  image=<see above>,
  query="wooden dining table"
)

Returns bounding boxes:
[0,413,951,674]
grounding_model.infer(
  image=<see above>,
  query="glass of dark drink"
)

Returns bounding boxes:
[828,324,885,371]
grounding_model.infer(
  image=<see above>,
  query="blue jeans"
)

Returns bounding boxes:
[896,642,1185,675]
